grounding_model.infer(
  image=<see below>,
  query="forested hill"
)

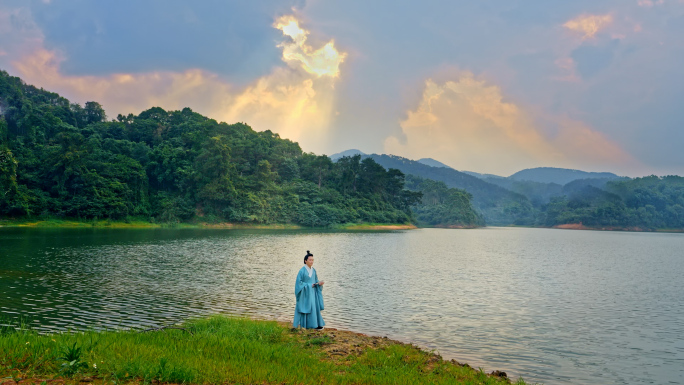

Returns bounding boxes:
[366,154,535,225]
[0,69,440,226]
[2,70,679,231]
[358,153,684,231]
[541,176,684,230]
[508,167,620,185]
[404,174,484,228]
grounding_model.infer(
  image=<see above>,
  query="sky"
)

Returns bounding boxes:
[1,0,683,177]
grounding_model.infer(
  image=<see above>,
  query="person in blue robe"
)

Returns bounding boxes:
[293,250,325,329]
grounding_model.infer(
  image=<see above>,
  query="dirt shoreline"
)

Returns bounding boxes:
[282,323,512,382]
[552,223,684,232]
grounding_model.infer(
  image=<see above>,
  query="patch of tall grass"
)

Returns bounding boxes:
[0,316,525,384]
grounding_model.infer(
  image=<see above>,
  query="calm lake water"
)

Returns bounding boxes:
[1,227,683,384]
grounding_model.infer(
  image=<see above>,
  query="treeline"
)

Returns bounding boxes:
[541,176,684,230]
[365,153,684,230]
[404,175,484,227]
[0,70,431,226]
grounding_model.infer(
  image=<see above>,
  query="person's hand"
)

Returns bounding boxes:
[318,281,325,286]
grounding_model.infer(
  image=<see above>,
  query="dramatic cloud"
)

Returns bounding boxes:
[384,74,639,176]
[2,1,683,175]
[9,15,346,152]
[563,14,613,39]
[274,15,346,77]
[219,16,346,148]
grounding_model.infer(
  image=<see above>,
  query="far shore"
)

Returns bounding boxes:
[552,223,684,233]
[0,218,417,231]
[3,218,682,232]
[433,224,481,229]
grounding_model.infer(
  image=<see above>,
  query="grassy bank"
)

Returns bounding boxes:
[0,218,165,229]
[0,218,416,231]
[0,316,523,385]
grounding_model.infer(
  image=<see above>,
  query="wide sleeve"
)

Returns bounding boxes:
[313,269,324,311]
[295,268,314,314]
[295,268,308,296]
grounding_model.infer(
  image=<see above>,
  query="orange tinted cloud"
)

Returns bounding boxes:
[274,15,346,78]
[563,14,613,39]
[11,15,345,152]
[384,74,639,175]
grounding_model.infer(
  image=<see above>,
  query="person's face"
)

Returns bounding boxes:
[306,256,314,267]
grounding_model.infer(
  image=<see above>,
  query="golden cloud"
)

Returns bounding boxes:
[274,15,347,78]
[385,74,639,176]
[563,14,613,39]
[11,15,345,152]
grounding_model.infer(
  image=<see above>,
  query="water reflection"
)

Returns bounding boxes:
[1,227,683,385]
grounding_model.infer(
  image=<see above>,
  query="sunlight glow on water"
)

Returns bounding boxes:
[1,227,683,384]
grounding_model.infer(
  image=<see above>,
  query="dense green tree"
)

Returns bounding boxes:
[539,176,684,229]
[0,147,18,199]
[0,70,430,227]
[405,175,483,227]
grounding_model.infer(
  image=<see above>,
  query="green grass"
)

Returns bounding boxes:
[0,217,162,228]
[0,218,417,230]
[0,316,525,384]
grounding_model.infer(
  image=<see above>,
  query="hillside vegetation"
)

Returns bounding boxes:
[367,154,535,225]
[359,153,684,231]
[542,176,684,230]
[2,69,679,231]
[508,167,619,185]
[405,174,484,227]
[0,70,430,227]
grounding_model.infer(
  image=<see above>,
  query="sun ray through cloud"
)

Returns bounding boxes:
[8,14,346,153]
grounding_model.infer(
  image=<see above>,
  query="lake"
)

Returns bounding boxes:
[1,227,682,384]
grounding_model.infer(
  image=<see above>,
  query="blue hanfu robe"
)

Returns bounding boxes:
[293,266,325,329]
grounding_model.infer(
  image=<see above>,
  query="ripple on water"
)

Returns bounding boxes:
[1,227,683,385]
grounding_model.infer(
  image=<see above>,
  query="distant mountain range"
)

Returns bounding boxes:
[507,167,620,185]
[329,150,534,224]
[461,170,505,180]
[328,149,627,225]
[329,150,620,186]
[365,154,533,225]
[416,158,452,169]
[330,149,365,161]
